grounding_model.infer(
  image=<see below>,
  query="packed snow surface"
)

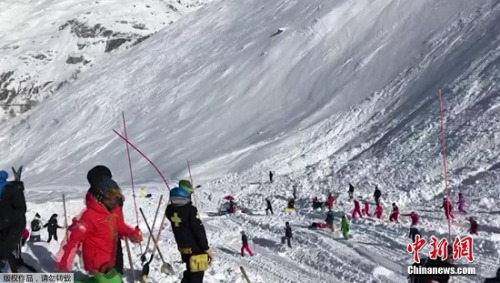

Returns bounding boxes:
[3,0,500,281]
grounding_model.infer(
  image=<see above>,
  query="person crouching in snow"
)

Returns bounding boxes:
[442,197,454,220]
[389,203,399,223]
[362,200,371,217]
[341,215,350,240]
[468,217,478,235]
[376,204,383,219]
[57,177,143,282]
[402,211,420,242]
[457,193,467,214]
[351,199,362,219]
[240,231,253,256]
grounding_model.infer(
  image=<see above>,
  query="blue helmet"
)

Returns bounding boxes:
[170,187,191,199]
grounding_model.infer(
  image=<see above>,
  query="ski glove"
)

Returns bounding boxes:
[129,226,143,243]
[205,248,215,264]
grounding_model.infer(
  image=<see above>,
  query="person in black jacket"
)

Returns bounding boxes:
[348,183,355,201]
[281,222,292,248]
[0,168,27,273]
[265,198,273,215]
[44,214,62,242]
[484,267,500,283]
[374,186,381,205]
[86,165,124,274]
[240,231,253,256]
[269,171,273,183]
[165,180,213,283]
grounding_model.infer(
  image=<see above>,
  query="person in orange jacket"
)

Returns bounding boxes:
[57,177,142,274]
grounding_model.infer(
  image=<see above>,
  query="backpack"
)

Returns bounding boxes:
[31,220,41,231]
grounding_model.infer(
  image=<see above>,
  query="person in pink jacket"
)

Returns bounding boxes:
[402,211,420,241]
[362,200,371,217]
[457,193,467,213]
[376,204,383,219]
[351,199,362,219]
[389,203,399,223]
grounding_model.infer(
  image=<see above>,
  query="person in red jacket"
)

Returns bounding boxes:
[57,177,142,276]
[389,203,399,223]
[402,211,420,241]
[376,204,383,219]
[351,199,362,219]
[326,194,335,210]
[442,197,454,220]
[362,200,371,216]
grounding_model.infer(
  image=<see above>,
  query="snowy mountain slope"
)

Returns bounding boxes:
[2,0,500,281]
[0,0,215,120]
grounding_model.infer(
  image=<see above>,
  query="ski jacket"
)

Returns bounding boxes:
[59,193,136,273]
[44,215,62,233]
[341,218,350,232]
[327,196,334,206]
[469,219,478,234]
[0,180,26,259]
[376,205,383,218]
[266,200,272,209]
[442,200,453,212]
[354,200,361,209]
[325,212,334,224]
[374,188,381,199]
[403,213,420,226]
[165,202,209,255]
[285,226,292,238]
[242,234,248,245]
[0,171,8,199]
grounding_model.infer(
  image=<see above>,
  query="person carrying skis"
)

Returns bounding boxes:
[166,180,214,283]
[240,231,253,256]
[341,215,350,240]
[402,211,420,242]
[0,168,27,274]
[325,209,334,232]
[265,198,273,215]
[376,204,383,219]
[29,213,43,242]
[352,199,362,219]
[281,222,292,248]
[44,214,63,242]
[457,193,466,214]
[348,183,354,201]
[468,217,478,235]
[389,203,399,223]
[327,193,335,210]
[58,177,143,282]
[269,171,274,183]
[374,186,381,205]
[362,200,371,216]
[442,197,454,220]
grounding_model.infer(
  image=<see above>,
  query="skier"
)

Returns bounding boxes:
[240,231,253,256]
[327,193,335,210]
[86,165,125,274]
[402,211,420,242]
[58,177,143,282]
[325,209,334,232]
[29,213,43,242]
[341,215,350,240]
[165,180,214,283]
[44,214,63,242]
[292,185,297,200]
[0,168,27,274]
[376,204,383,219]
[468,217,478,235]
[457,193,466,214]
[269,171,273,183]
[351,199,362,219]
[348,183,354,201]
[484,267,500,283]
[228,199,237,213]
[374,186,381,205]
[389,203,399,223]
[281,222,292,248]
[442,197,454,220]
[265,198,273,215]
[310,222,328,229]
[362,200,371,216]
[312,197,322,210]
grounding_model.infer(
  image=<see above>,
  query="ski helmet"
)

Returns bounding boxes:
[170,187,191,199]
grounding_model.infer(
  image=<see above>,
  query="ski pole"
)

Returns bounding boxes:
[124,238,137,282]
[140,195,163,263]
